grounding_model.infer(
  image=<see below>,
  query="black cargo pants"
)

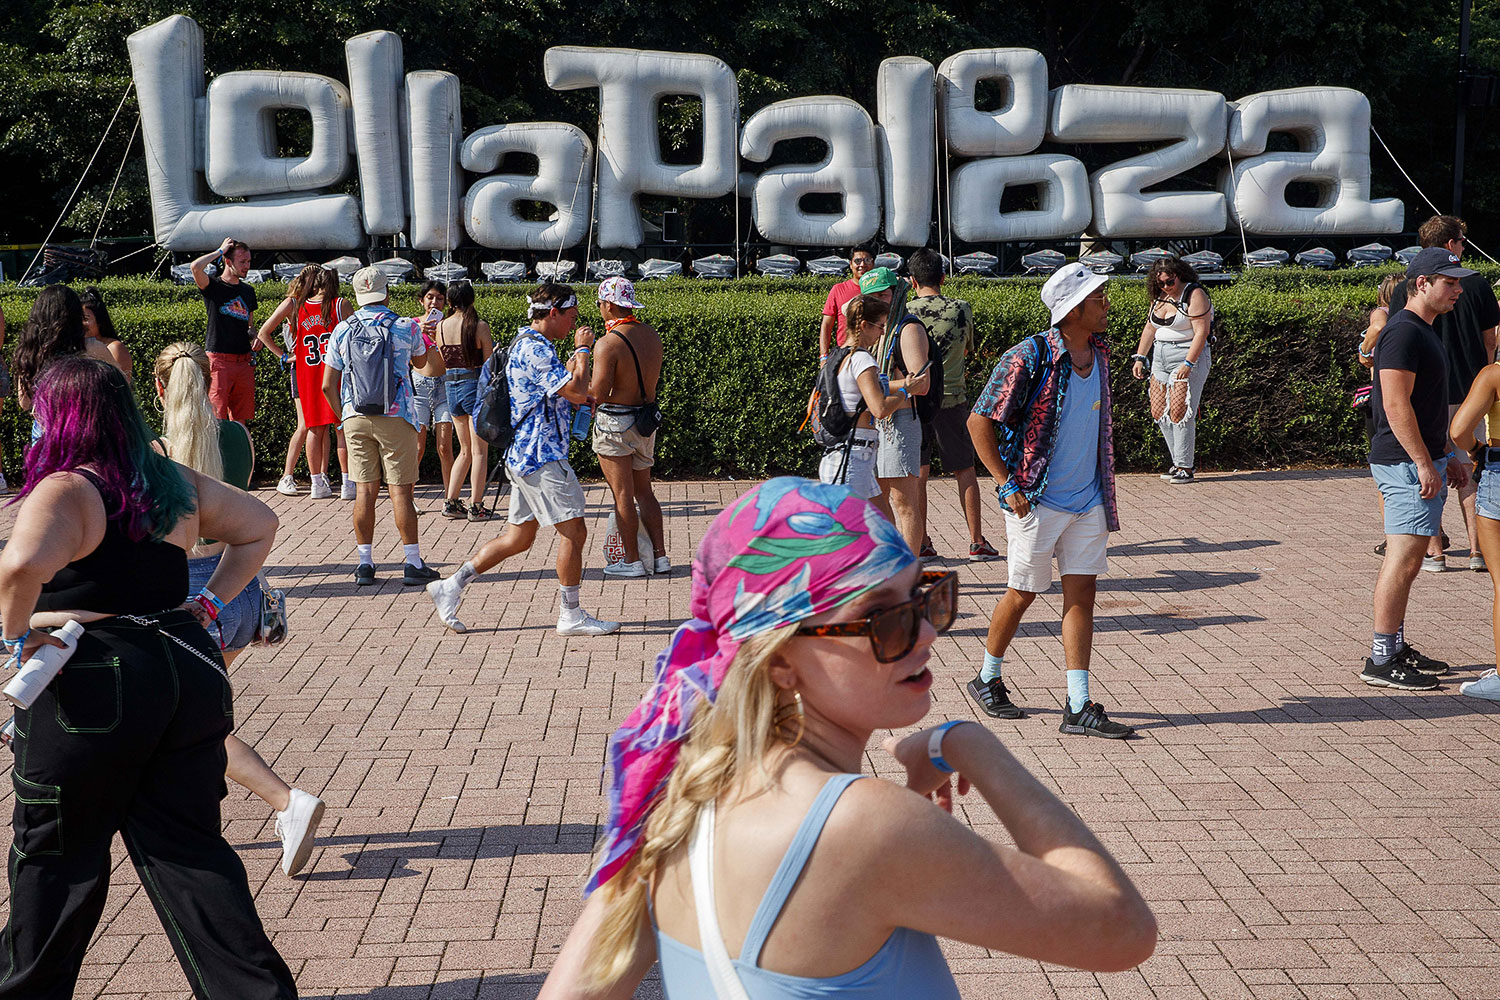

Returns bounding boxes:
[0,610,296,999]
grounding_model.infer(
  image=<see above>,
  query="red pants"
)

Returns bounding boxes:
[207,353,255,422]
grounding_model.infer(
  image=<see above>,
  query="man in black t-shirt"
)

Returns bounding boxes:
[190,237,260,422]
[1363,247,1475,692]
[1387,215,1499,568]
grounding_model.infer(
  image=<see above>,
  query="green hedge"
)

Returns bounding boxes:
[0,268,1420,483]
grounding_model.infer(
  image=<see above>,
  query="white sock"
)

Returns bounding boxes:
[559,585,581,611]
[454,562,478,588]
[403,543,423,568]
[356,544,373,566]
[312,473,328,484]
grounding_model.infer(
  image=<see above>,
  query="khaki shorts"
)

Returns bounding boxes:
[507,460,587,526]
[592,409,656,470]
[344,414,418,486]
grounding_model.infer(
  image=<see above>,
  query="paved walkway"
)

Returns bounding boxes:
[2,471,1499,999]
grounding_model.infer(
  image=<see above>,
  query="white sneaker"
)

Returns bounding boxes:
[603,560,647,578]
[1460,668,1500,700]
[309,474,333,500]
[427,575,467,632]
[275,475,299,496]
[340,477,357,500]
[653,556,671,575]
[1422,555,1447,573]
[557,607,621,636]
[274,788,325,877]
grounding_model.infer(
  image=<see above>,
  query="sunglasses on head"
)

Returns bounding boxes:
[796,571,957,662]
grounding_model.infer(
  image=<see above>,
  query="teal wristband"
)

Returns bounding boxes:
[927,720,967,774]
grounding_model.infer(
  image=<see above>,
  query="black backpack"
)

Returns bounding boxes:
[474,335,545,453]
[888,315,945,422]
[806,346,867,449]
[1178,282,1222,347]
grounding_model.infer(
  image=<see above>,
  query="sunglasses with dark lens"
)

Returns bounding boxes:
[795,571,957,663]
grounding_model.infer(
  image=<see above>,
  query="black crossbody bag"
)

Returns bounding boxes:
[609,328,664,436]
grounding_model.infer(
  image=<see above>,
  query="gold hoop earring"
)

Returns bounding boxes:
[152,393,164,413]
[773,690,805,749]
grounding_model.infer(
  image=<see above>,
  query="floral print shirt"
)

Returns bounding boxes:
[971,328,1120,531]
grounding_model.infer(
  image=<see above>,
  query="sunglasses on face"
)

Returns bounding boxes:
[796,571,957,662]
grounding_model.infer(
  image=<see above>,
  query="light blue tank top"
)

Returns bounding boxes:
[654,773,961,999]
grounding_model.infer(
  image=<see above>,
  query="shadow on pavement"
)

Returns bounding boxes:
[1121,691,1500,729]
[1106,536,1279,558]
[949,612,1265,641]
[303,972,665,999]
[234,823,601,880]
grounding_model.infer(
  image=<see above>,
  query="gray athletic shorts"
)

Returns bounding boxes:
[507,460,587,526]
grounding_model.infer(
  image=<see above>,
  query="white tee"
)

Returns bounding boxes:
[838,349,878,413]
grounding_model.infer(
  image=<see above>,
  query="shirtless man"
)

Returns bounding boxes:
[591,277,668,577]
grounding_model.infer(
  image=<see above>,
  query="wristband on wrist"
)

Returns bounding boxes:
[927,720,968,773]
[3,629,30,668]
[1130,353,1149,364]
[1184,359,1197,369]
[573,346,591,355]
[997,479,1020,500]
[197,587,224,613]
[898,386,910,399]
[1358,344,1375,360]
[191,596,221,622]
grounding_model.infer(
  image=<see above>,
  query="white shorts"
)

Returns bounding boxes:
[1005,503,1109,593]
[818,435,879,499]
[507,460,587,526]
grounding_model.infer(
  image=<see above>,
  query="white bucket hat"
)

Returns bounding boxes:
[1040,262,1108,328]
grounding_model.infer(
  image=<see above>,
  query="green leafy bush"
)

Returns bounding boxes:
[0,273,1392,483]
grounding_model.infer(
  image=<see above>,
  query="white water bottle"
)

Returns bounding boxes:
[4,620,85,710]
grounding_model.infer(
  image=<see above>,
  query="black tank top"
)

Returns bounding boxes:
[35,470,189,614]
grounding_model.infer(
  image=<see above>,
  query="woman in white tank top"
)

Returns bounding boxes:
[1130,258,1214,484]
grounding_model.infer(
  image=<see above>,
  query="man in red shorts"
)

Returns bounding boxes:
[190,236,261,421]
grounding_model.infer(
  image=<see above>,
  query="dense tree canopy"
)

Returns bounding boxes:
[2,1,1497,251]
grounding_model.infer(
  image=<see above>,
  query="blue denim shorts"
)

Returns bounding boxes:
[1371,457,1449,536]
[412,371,451,428]
[445,370,480,417]
[187,553,262,651]
[1480,455,1500,521]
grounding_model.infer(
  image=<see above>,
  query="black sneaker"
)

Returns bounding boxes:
[1059,700,1135,738]
[354,563,376,587]
[442,499,468,520]
[1393,643,1449,676]
[1373,540,1387,557]
[1359,657,1440,690]
[403,563,440,586]
[1167,467,1194,485]
[967,675,1025,719]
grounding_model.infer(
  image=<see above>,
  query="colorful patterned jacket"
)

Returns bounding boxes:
[971,328,1120,531]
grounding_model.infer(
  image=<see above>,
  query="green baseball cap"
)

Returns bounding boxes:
[858,267,899,294]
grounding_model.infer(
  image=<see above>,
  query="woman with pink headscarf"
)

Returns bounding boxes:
[539,477,1155,998]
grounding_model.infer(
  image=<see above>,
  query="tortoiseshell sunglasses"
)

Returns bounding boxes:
[795,571,957,662]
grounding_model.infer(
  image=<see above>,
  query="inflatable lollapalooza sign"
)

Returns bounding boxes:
[127,15,1404,252]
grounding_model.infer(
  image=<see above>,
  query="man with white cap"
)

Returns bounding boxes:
[965,262,1133,738]
[322,266,439,587]
[591,277,668,577]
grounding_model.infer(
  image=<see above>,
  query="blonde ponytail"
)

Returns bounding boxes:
[154,342,223,484]
[583,627,797,988]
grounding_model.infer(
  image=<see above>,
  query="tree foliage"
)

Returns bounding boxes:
[2,1,1497,247]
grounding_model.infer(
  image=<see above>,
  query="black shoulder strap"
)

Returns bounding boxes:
[609,327,654,404]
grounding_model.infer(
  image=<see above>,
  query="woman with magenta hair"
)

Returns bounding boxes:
[0,358,296,998]
[539,478,1155,998]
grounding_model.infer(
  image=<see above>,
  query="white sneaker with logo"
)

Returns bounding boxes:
[309,474,333,499]
[557,607,621,636]
[1460,669,1500,701]
[603,560,647,578]
[275,475,299,496]
[274,788,325,877]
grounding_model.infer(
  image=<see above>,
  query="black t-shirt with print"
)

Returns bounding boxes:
[200,277,258,354]
[1388,271,1499,399]
[1370,309,1449,464]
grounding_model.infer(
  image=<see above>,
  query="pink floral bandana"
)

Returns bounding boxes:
[586,477,915,894]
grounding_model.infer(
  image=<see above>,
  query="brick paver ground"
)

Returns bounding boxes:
[3,470,1499,999]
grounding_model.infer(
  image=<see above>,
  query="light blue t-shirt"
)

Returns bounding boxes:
[1038,360,1102,514]
[324,304,425,429]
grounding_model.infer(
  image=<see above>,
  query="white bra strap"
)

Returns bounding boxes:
[689,800,753,1000]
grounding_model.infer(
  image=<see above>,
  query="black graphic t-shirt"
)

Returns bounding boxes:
[201,277,258,354]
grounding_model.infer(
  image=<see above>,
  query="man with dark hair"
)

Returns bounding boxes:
[907,248,997,561]
[1388,215,1499,571]
[189,236,260,421]
[818,242,877,361]
[426,284,620,636]
[1363,247,1474,691]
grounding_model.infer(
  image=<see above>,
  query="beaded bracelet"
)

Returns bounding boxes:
[1130,354,1149,364]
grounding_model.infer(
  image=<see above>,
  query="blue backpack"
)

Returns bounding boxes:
[343,310,400,416]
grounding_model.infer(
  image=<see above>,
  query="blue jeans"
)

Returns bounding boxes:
[187,553,261,651]
[1371,457,1449,536]
[445,370,480,417]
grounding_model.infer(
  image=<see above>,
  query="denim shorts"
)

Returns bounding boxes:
[1480,454,1500,521]
[187,553,261,651]
[445,370,480,417]
[412,371,450,428]
[1371,457,1449,536]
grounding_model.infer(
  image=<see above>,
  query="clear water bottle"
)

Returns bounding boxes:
[571,403,593,440]
[4,620,85,710]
